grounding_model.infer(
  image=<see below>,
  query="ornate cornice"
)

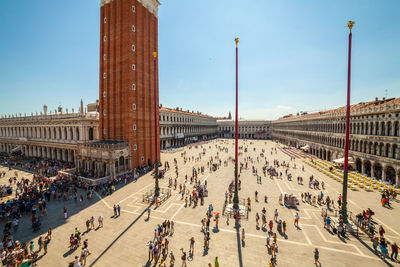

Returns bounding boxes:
[101,0,160,17]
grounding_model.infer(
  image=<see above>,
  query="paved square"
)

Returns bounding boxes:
[1,139,399,266]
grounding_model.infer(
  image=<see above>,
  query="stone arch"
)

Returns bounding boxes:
[355,158,362,173]
[119,156,125,166]
[380,121,385,136]
[385,165,396,185]
[393,144,399,159]
[363,160,371,176]
[385,143,390,158]
[374,142,378,155]
[379,142,384,157]
[373,162,382,179]
[89,128,94,140]
[394,121,399,137]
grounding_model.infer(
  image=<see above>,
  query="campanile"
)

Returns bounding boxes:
[99,0,160,169]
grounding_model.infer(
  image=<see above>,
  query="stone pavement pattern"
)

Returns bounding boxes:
[1,139,399,266]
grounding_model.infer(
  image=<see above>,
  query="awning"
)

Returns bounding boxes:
[11,146,21,153]
[333,157,355,165]
[300,145,310,152]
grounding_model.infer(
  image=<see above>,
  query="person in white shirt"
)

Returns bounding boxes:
[98,215,104,228]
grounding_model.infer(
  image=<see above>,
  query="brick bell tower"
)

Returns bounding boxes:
[99,0,160,169]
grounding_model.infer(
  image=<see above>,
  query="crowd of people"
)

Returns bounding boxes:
[0,150,147,266]
[0,153,74,178]
[0,138,399,266]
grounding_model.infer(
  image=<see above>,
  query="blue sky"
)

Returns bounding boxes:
[0,0,399,119]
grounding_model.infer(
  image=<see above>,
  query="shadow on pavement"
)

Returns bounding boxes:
[353,234,394,267]
[89,202,153,266]
[235,224,244,267]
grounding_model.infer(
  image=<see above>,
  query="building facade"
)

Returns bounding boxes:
[217,120,272,140]
[99,0,160,169]
[159,107,218,149]
[0,104,98,164]
[272,97,400,186]
[75,140,131,179]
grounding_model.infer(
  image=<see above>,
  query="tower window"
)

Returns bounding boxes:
[103,129,107,135]
[131,25,135,32]
[134,144,137,150]
[132,45,135,52]
[132,84,136,90]
[104,17,107,23]
[103,109,106,116]
[103,36,107,41]
[132,6,135,12]
[133,124,136,131]
[103,73,106,79]
[132,104,136,110]
[103,54,106,60]
[132,64,136,70]
[103,91,106,97]
[141,156,144,161]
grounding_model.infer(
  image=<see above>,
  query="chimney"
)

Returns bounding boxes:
[375,97,378,101]
[43,105,48,115]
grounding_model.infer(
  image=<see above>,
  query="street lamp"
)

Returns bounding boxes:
[153,51,160,198]
[233,37,240,211]
[341,21,354,223]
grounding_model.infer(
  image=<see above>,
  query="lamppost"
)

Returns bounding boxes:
[341,21,354,223]
[153,51,160,198]
[233,37,240,211]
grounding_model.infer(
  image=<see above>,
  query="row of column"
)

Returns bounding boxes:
[0,126,97,142]
[76,157,131,178]
[0,143,75,163]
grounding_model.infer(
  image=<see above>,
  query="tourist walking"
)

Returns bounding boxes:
[391,242,398,261]
[294,212,300,227]
[214,256,219,267]
[63,207,68,219]
[181,250,187,267]
[98,215,104,228]
[189,237,195,254]
[314,248,320,265]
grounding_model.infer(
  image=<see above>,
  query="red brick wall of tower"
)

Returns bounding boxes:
[99,0,160,169]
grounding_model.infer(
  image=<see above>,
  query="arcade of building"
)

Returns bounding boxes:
[0,104,98,164]
[273,97,400,186]
[1,97,399,187]
[159,106,218,149]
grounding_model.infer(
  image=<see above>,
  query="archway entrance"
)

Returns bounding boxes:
[385,166,396,185]
[89,128,94,140]
[364,160,371,176]
[373,163,382,180]
[355,158,362,173]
